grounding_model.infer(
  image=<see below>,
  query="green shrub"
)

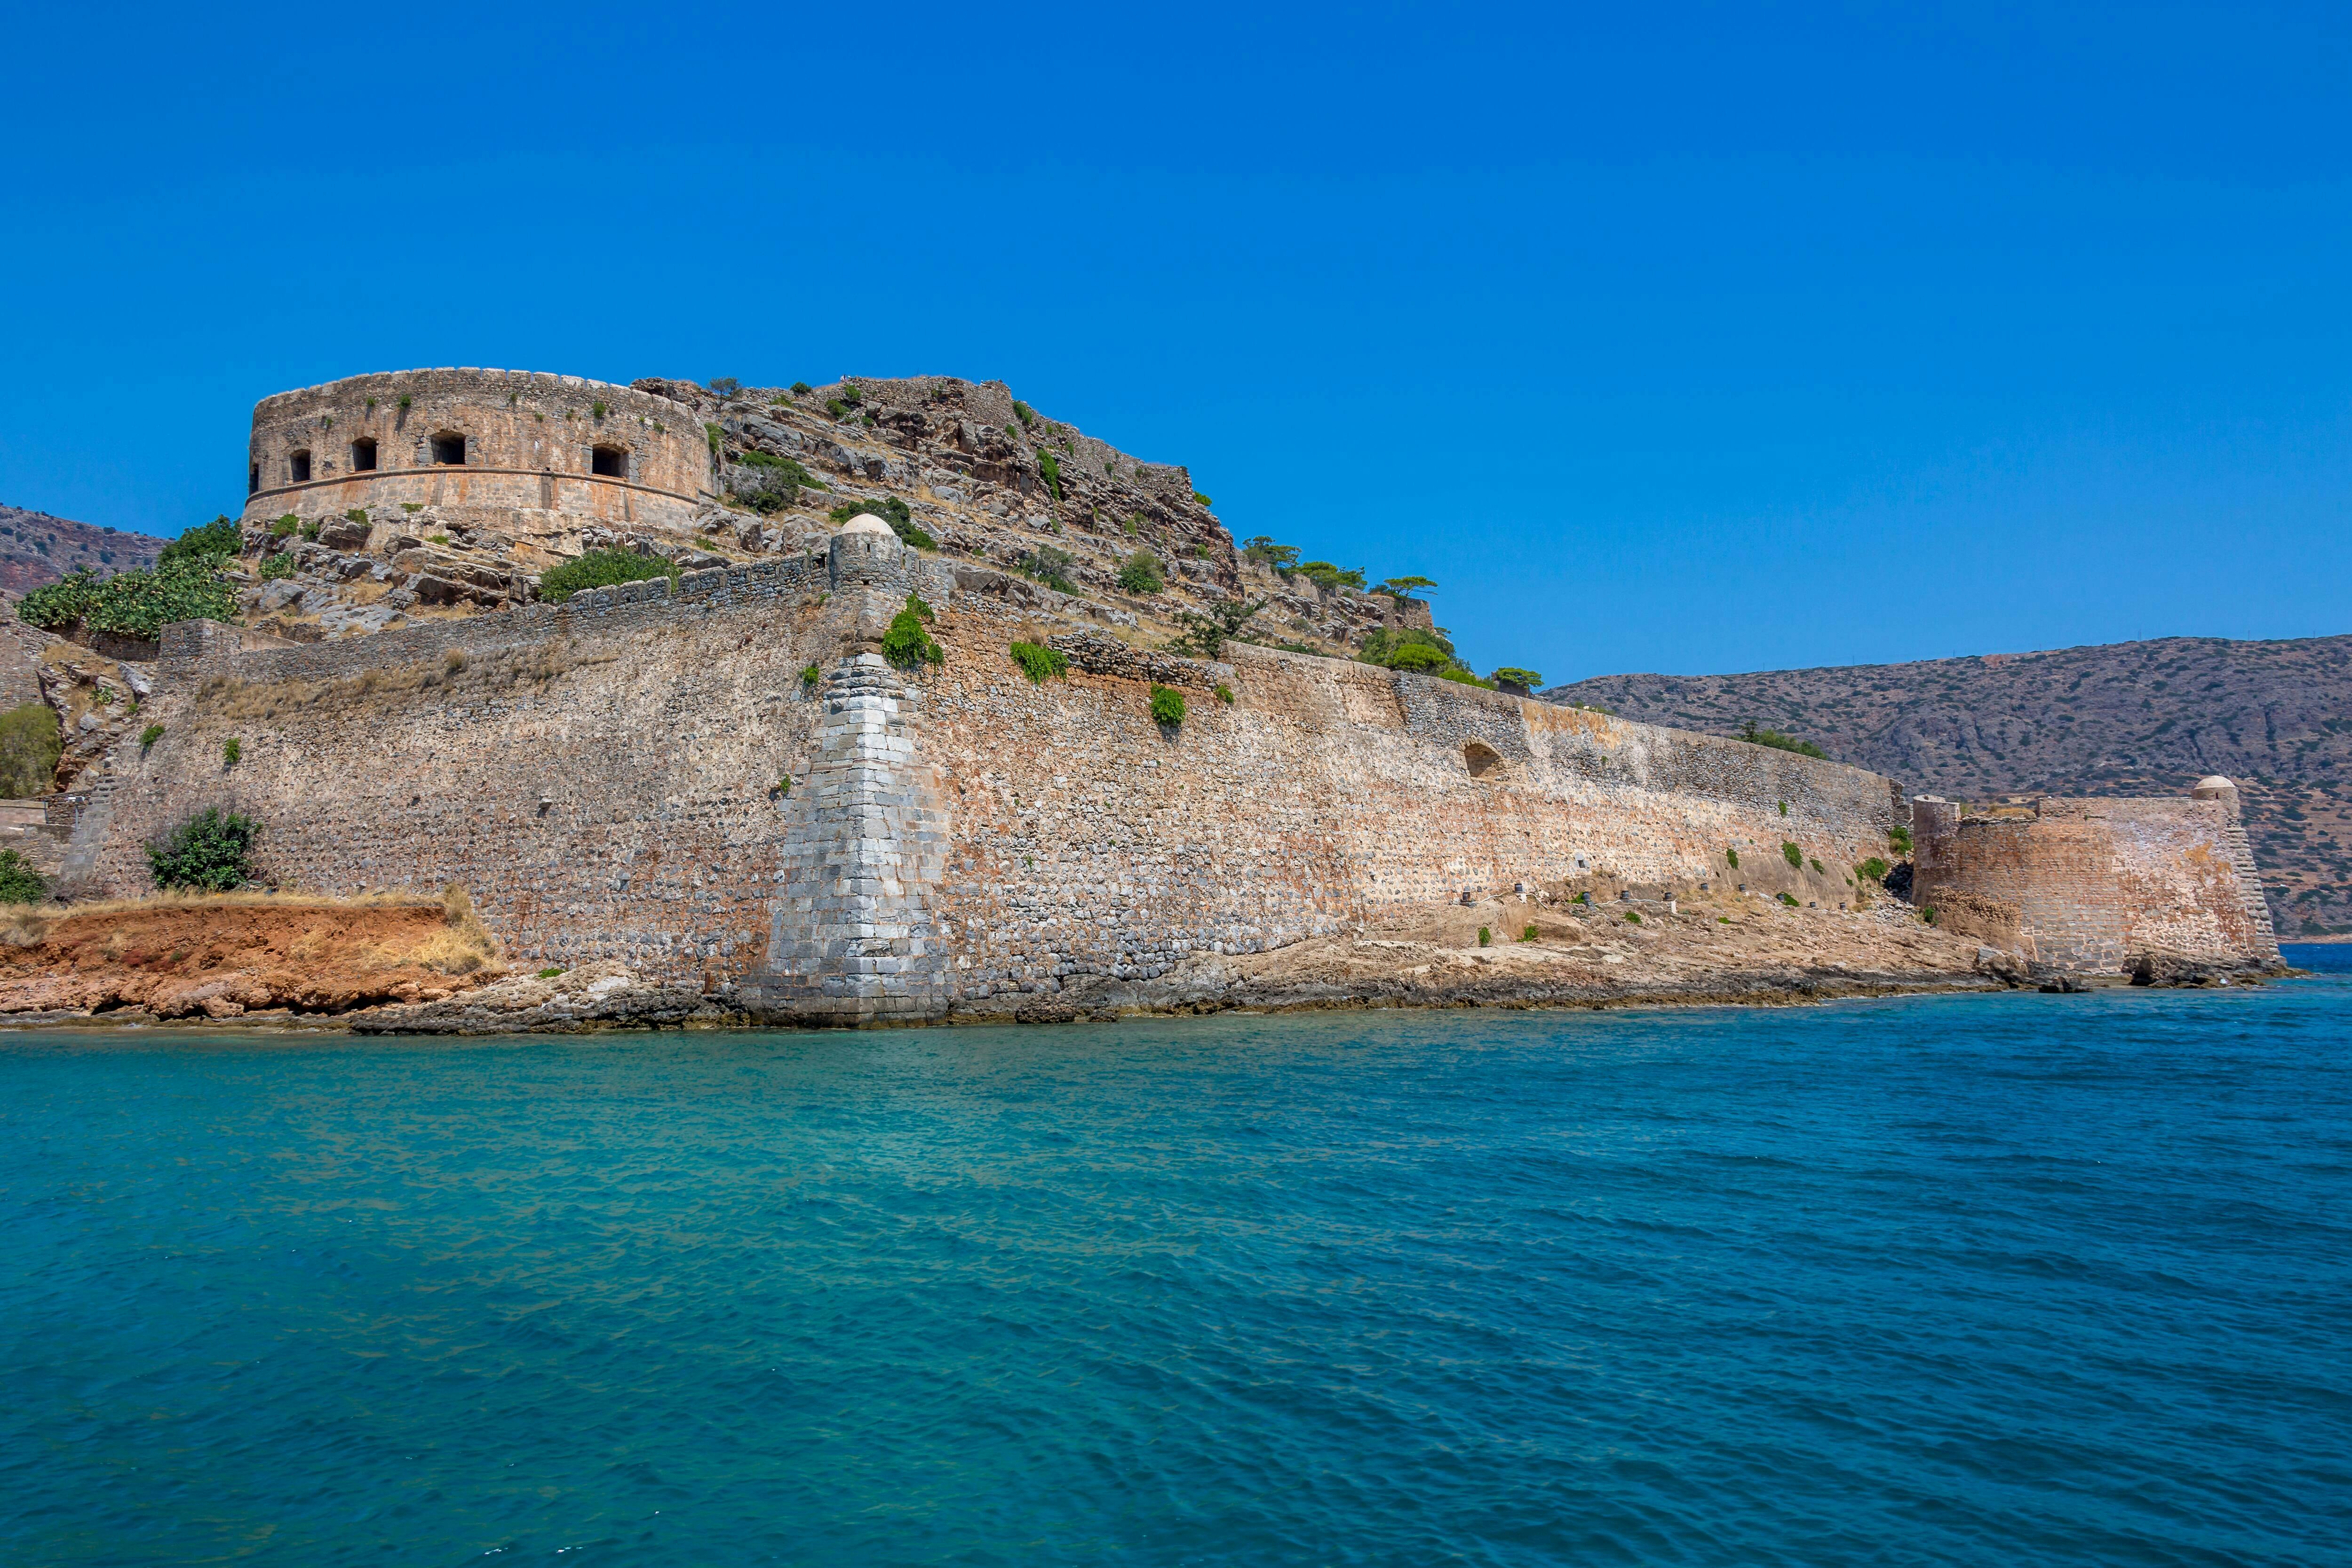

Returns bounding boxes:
[1489,666,1544,692]
[1241,536,1298,569]
[1725,847,1740,869]
[1038,450,1062,500]
[1739,721,1827,759]
[222,737,241,766]
[704,422,723,456]
[832,494,908,527]
[397,394,412,410]
[1922,905,1937,924]
[801,662,822,689]
[882,596,943,669]
[1626,910,1641,923]
[1168,597,1265,659]
[1009,641,1069,683]
[0,704,60,796]
[1193,491,1213,507]
[259,553,297,581]
[1012,400,1035,427]
[1809,857,1825,875]
[0,847,45,904]
[1858,857,1890,882]
[429,533,450,545]
[1782,841,1803,868]
[159,516,242,566]
[537,548,674,604]
[1575,892,1589,905]
[146,806,258,891]
[1779,892,1801,907]
[1149,684,1185,725]
[298,519,320,541]
[140,723,164,752]
[1376,575,1437,598]
[1016,546,1078,595]
[1478,926,1492,946]
[269,515,299,537]
[1520,924,1537,942]
[1889,824,1913,855]
[735,450,824,513]
[708,378,740,397]
[1779,800,1788,815]
[539,967,566,979]
[344,508,368,525]
[1214,683,1234,705]
[1117,550,1163,595]
[18,556,238,641]
[1295,560,1366,592]
[1358,626,1475,681]
[1436,668,1495,688]
[590,398,609,419]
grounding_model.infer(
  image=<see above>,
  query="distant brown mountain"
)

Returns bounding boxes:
[0,503,167,594]
[1543,635,2352,937]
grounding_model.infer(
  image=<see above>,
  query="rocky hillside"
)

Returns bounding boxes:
[1544,636,2352,937]
[229,374,1432,659]
[0,504,165,593]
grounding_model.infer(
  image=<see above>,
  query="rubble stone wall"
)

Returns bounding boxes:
[1911,795,2279,971]
[241,368,713,533]
[70,542,1913,1020]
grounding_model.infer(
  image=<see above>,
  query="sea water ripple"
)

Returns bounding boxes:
[2,954,2348,1565]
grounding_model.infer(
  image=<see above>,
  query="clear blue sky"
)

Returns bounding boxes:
[3,3,2345,683]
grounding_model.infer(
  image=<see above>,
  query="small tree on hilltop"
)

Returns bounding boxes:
[1376,575,1436,599]
[146,807,259,892]
[1489,667,1544,695]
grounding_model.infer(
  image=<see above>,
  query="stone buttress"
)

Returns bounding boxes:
[739,516,954,1023]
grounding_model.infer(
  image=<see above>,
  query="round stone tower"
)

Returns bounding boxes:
[2192,776,2242,820]
[239,367,713,534]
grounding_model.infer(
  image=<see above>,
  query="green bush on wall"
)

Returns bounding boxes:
[882,596,943,670]
[1009,641,1069,684]
[1149,684,1186,725]
[0,848,46,904]
[0,703,61,797]
[536,548,675,604]
[1782,841,1804,868]
[1725,847,1740,869]
[145,806,259,892]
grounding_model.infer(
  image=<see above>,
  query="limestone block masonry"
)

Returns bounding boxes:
[72,518,1919,1023]
[1911,785,2280,972]
[240,368,713,535]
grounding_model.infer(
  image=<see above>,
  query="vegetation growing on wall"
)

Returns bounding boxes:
[1038,450,1063,500]
[1782,841,1804,868]
[883,594,943,669]
[0,704,60,797]
[1357,626,1486,685]
[1739,721,1828,759]
[1009,641,1069,684]
[1170,597,1264,660]
[1149,685,1186,725]
[18,555,239,641]
[145,806,259,891]
[536,548,675,604]
[0,848,45,904]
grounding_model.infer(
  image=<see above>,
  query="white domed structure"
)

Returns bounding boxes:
[2192,776,2242,819]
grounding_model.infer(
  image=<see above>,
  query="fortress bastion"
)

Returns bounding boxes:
[241,368,713,535]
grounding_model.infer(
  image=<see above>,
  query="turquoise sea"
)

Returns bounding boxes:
[3,953,2349,1566]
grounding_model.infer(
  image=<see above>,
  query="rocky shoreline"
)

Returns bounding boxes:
[0,890,2289,1036]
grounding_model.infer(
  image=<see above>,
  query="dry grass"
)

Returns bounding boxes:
[197,638,613,720]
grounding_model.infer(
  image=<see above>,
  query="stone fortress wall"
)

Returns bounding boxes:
[64,521,1905,1022]
[241,369,713,535]
[1910,780,2279,972]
